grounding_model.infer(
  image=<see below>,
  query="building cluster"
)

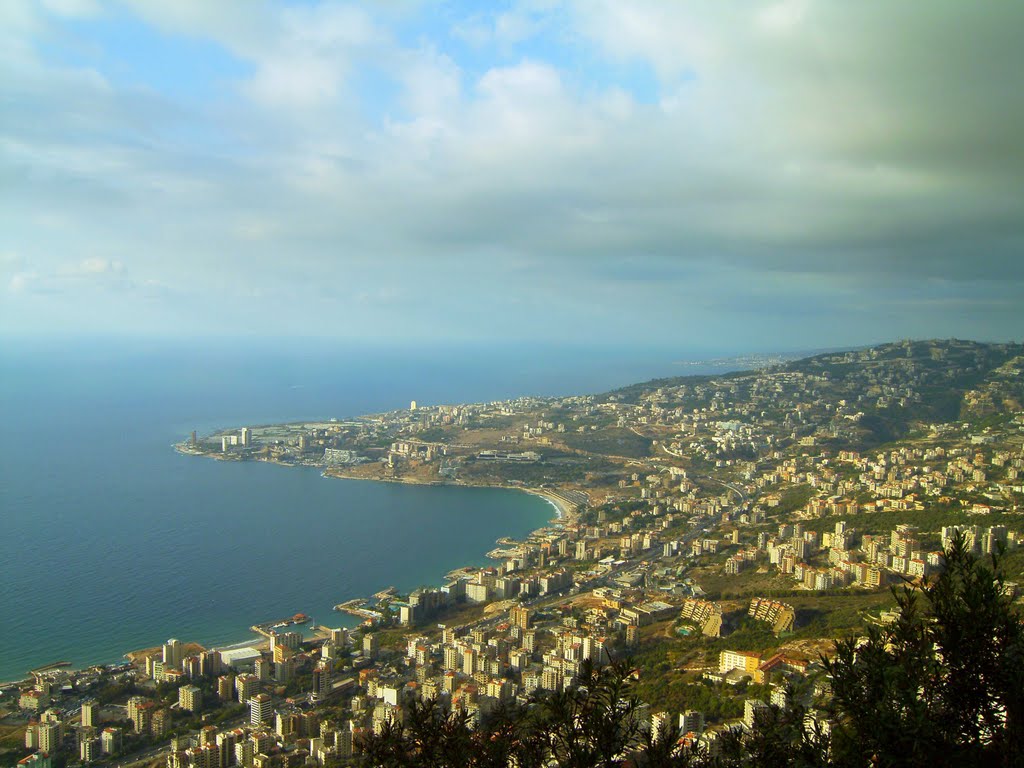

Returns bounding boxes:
[15,341,1024,767]
[22,700,124,765]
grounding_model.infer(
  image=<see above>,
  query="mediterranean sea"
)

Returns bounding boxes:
[0,338,734,682]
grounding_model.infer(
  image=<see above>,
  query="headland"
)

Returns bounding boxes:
[7,340,1024,767]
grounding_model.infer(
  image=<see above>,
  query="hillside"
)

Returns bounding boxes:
[604,339,1024,450]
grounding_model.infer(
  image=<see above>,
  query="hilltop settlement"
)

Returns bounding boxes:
[4,339,1024,767]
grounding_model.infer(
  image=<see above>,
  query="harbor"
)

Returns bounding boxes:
[333,599,385,623]
[249,612,310,638]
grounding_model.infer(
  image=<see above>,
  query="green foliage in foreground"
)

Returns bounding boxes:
[352,535,1023,767]
[824,535,1024,767]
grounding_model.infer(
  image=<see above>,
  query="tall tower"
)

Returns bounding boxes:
[311,660,330,702]
[163,639,183,670]
[80,735,100,763]
[81,699,99,728]
[38,721,61,754]
[240,427,252,447]
[100,727,122,755]
[510,605,532,631]
[249,694,272,727]
[363,633,379,660]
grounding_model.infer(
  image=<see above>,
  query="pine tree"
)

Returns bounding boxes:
[824,534,1024,767]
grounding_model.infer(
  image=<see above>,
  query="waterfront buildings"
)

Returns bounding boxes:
[163,639,183,671]
[13,341,1024,768]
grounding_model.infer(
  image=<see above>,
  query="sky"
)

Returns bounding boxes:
[2,1,1023,352]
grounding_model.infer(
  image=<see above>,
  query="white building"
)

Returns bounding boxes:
[249,693,272,726]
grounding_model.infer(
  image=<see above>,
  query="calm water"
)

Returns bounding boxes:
[0,338,723,681]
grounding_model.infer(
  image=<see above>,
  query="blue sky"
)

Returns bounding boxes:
[2,1,1023,351]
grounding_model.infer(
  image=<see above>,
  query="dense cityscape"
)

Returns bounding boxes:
[3,339,1023,767]
[6,0,1024,765]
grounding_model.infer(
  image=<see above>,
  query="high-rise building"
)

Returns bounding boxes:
[465,582,490,603]
[625,624,639,646]
[443,645,460,670]
[216,730,238,767]
[80,699,99,728]
[510,605,532,630]
[163,639,183,670]
[274,656,295,684]
[250,730,273,756]
[270,630,301,663]
[254,657,272,682]
[679,710,705,735]
[541,666,561,692]
[182,655,202,678]
[275,709,299,741]
[100,728,122,755]
[363,633,379,660]
[311,661,331,702]
[178,685,202,713]
[249,694,273,727]
[241,427,252,446]
[522,630,537,653]
[37,722,61,754]
[150,709,168,738]
[271,644,293,665]
[199,650,222,677]
[234,739,254,768]
[336,727,353,758]
[235,673,260,703]
[217,674,235,700]
[272,631,302,652]
[188,743,219,768]
[127,697,152,733]
[79,736,100,763]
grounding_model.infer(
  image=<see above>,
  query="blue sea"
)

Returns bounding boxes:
[0,338,731,682]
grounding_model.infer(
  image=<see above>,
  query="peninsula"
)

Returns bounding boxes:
[6,339,1023,767]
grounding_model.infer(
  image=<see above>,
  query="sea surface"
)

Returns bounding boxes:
[0,338,736,682]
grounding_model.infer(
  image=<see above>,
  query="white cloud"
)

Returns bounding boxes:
[757,0,809,31]
[40,0,101,17]
[0,251,25,273]
[6,258,135,296]
[68,258,124,275]
[2,1,1022,345]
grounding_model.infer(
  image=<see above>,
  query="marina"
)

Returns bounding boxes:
[333,599,385,623]
[250,613,310,638]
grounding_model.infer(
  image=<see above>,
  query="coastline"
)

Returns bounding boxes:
[520,488,573,522]
[319,463,575,524]
[8,452,563,685]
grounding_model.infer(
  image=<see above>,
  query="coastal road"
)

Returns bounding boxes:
[652,440,748,504]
